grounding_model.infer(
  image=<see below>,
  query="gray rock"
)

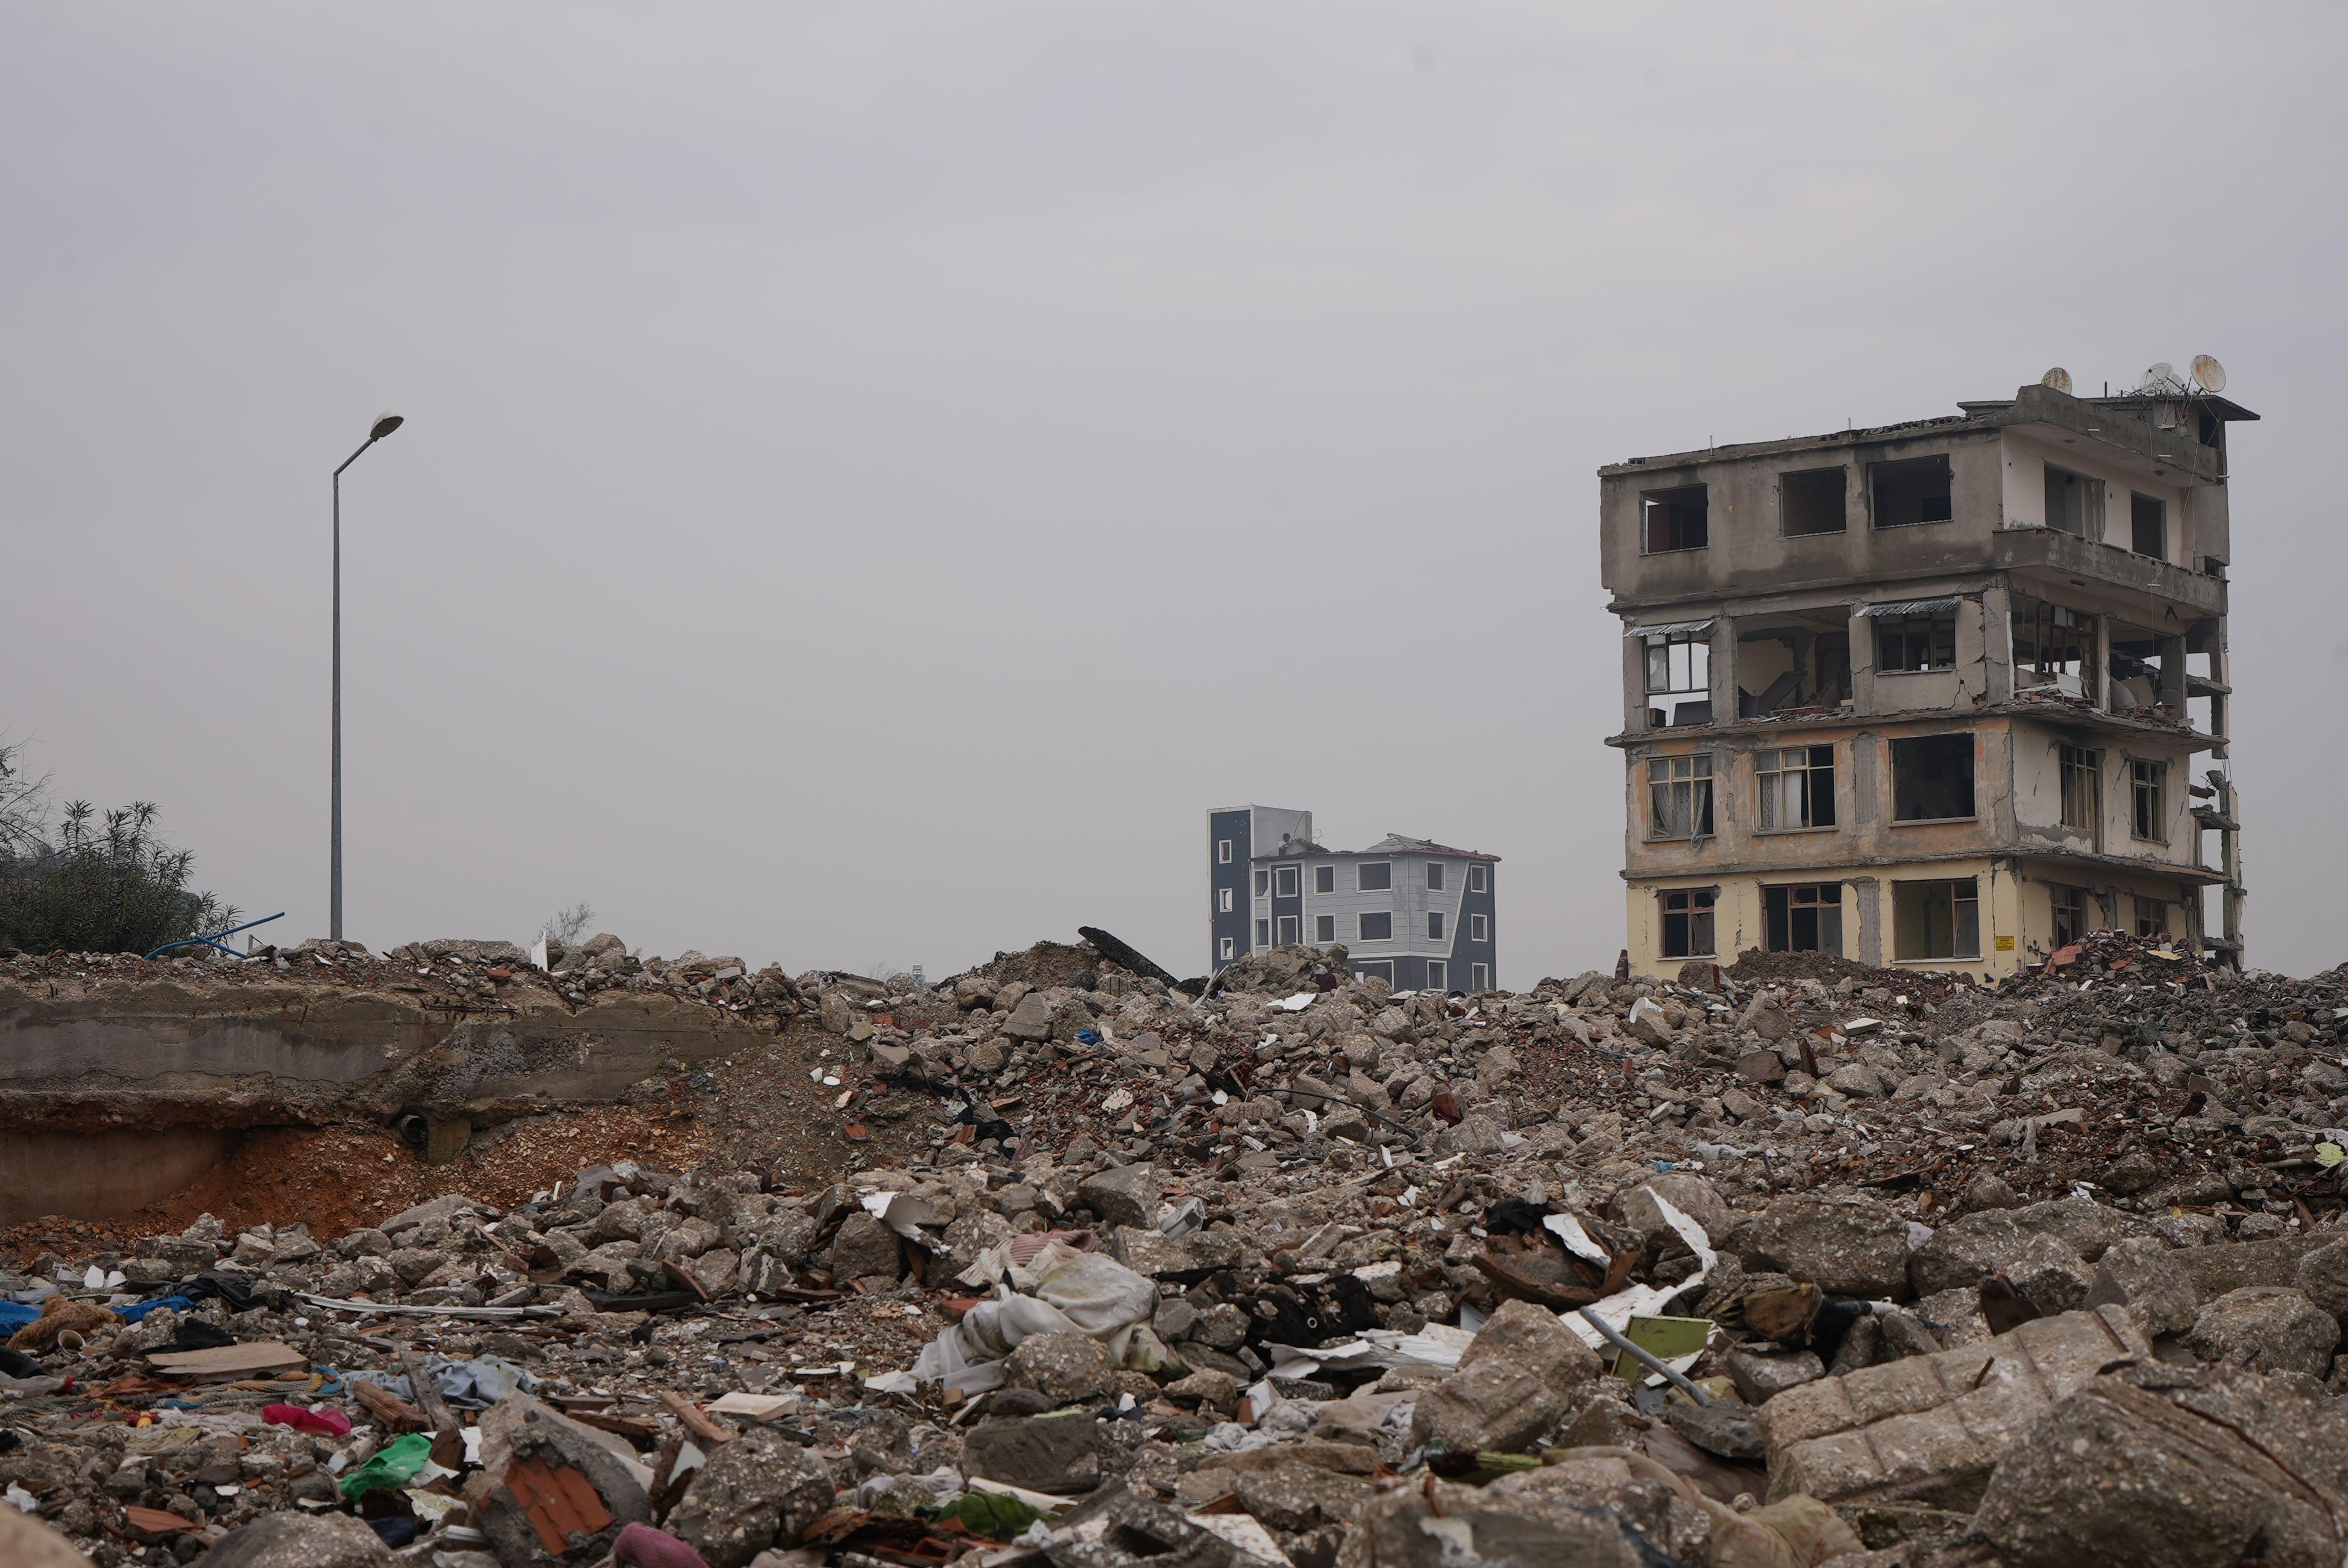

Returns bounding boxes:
[1077,1164,1161,1229]
[1338,1482,1674,1568]
[2012,1194,2125,1263]
[1724,1347,1825,1403]
[964,1039,1007,1073]
[196,1513,390,1568]
[2296,1239,2348,1321]
[1611,1172,1731,1246]
[1002,1332,1113,1405]
[1744,1195,1912,1298]
[1736,1049,1787,1084]
[2187,1286,2341,1379]
[668,1427,838,1568]
[2007,1231,2098,1317]
[1433,1114,1507,1157]
[1908,1210,2033,1297]
[1409,1298,1602,1454]
[1973,1364,2348,1568]
[962,1415,1116,1494]
[2084,1237,2200,1338]
[825,1211,902,1281]
[1824,1062,1886,1098]
[1665,1397,1763,1460]
[1001,992,1056,1042]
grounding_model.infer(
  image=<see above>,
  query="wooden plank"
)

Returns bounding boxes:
[400,1353,467,1471]
[146,1342,307,1381]
[656,1390,737,1447]
[350,1380,428,1432]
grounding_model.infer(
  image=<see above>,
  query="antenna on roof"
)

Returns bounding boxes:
[2135,362,2184,395]
[2190,354,2227,394]
[2040,367,2072,394]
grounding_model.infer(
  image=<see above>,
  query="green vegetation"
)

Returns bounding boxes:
[0,740,236,955]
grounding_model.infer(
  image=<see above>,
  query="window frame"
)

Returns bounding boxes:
[1890,734,1977,823]
[2058,744,2102,835]
[1427,960,1448,992]
[1314,914,1336,943]
[1275,914,1300,945]
[1314,865,1335,895]
[2131,759,2169,843]
[1763,882,1844,955]
[1273,864,1299,898]
[1356,862,1392,893]
[1876,614,1957,673]
[1470,962,1490,991]
[1218,935,1236,961]
[1355,959,1394,984]
[2050,884,2088,948]
[1892,877,1981,961]
[1659,887,1717,960]
[2043,462,2104,540]
[1426,861,1445,891]
[1469,912,1489,942]
[2133,896,2169,938]
[1357,911,1393,942]
[1217,888,1234,913]
[1646,752,1716,840]
[1467,863,1488,893]
[1427,911,1445,942]
[1217,838,1233,864]
[1253,869,1269,898]
[1254,918,1269,949]
[1757,743,1837,832]
[1779,466,1849,537]
[1640,484,1709,554]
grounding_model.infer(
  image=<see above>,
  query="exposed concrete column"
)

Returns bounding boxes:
[2158,632,2189,714]
[2092,613,2113,711]
[1623,633,1651,733]
[1852,876,1883,966]
[1712,616,1737,724]
[1848,607,1878,714]
[1980,581,2014,705]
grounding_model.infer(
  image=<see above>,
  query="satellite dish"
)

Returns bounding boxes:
[2190,354,2227,394]
[2138,362,2179,394]
[2041,367,2072,394]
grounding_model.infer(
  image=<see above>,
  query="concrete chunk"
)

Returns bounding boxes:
[1760,1304,2150,1509]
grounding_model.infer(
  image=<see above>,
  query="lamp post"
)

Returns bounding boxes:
[331,412,404,942]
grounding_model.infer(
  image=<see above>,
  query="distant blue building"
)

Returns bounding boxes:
[1207,805,1499,992]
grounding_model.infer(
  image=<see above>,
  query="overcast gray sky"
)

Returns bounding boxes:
[4,4,2344,981]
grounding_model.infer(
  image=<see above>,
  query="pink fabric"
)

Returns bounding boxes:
[614,1522,712,1568]
[261,1403,352,1437]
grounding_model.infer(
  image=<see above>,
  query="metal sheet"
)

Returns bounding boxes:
[1856,597,1961,617]
[1624,618,1716,640]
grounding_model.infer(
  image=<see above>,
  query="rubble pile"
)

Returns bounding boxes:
[4,928,2348,1567]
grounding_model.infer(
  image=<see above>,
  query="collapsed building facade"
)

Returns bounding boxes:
[1602,372,2253,980]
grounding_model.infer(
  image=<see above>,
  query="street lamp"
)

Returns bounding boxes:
[331,412,403,941]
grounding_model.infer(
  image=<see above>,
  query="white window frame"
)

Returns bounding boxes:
[1274,864,1299,898]
[1357,911,1393,942]
[1218,936,1236,961]
[1427,911,1445,941]
[1355,960,1394,984]
[1468,863,1488,893]
[1426,960,1448,991]
[1757,744,1836,831]
[1217,838,1233,864]
[1217,888,1234,913]
[1254,869,1270,898]
[1255,919,1269,949]
[1469,912,1489,942]
[1314,865,1334,894]
[1314,914,1335,943]
[1275,914,1300,945]
[1356,861,1392,892]
[1426,861,1445,891]
[1471,962,1490,991]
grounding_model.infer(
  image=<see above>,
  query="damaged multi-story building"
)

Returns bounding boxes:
[1601,368,2252,979]
[1208,804,1499,991]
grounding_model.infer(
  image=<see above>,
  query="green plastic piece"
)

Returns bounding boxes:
[934,1490,1047,1540]
[1607,1314,1713,1382]
[339,1432,434,1500]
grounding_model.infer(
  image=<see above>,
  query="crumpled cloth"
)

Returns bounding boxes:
[909,1240,1169,1394]
[342,1353,534,1409]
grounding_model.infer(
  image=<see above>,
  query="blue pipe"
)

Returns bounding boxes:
[145,911,286,962]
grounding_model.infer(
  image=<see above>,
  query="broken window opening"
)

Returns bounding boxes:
[2107,622,2170,718]
[2058,744,2102,839]
[1764,883,1843,955]
[1757,744,1836,829]
[2134,896,2169,938]
[1877,613,1956,673]
[1780,467,1848,537]
[2130,492,2167,560]
[1736,617,1851,716]
[1893,878,1980,961]
[1645,632,1713,728]
[1871,455,1953,528]
[2011,595,2091,696]
[1891,733,1975,821]
[2043,463,2104,539]
[2050,884,2088,948]
[1647,754,1714,840]
[1659,888,1716,959]
[2131,758,2168,842]
[1641,485,1709,554]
